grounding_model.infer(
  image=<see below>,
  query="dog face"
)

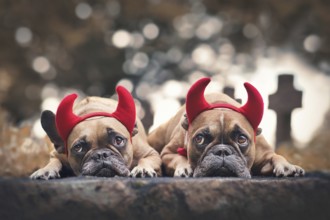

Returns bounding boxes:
[187,109,255,178]
[40,87,138,178]
[66,117,133,177]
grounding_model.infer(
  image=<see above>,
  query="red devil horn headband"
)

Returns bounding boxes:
[55,86,136,144]
[186,77,264,131]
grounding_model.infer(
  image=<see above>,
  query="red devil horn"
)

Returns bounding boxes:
[55,87,136,151]
[239,83,264,131]
[186,77,212,124]
[55,93,80,143]
[112,86,136,135]
[186,78,264,132]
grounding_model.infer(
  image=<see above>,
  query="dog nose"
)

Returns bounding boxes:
[95,150,112,160]
[214,146,233,157]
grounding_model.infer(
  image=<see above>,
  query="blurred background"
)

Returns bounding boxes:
[0,0,329,177]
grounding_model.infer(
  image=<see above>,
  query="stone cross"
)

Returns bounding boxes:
[223,86,242,104]
[268,74,302,147]
[223,87,235,99]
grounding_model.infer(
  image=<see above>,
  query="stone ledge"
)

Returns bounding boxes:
[0,172,329,220]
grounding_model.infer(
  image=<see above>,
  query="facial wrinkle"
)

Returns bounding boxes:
[219,113,225,144]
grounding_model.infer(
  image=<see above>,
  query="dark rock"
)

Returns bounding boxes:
[0,173,329,220]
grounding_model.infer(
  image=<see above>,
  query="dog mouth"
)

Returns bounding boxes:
[81,158,130,177]
[87,162,116,177]
[211,165,238,177]
[94,166,116,177]
[193,155,251,178]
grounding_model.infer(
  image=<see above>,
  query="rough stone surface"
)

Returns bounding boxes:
[0,173,329,220]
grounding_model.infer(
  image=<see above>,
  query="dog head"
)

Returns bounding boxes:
[182,78,264,178]
[41,86,138,177]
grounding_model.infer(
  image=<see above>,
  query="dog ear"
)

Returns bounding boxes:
[131,123,138,137]
[256,127,262,136]
[181,113,189,130]
[41,110,65,154]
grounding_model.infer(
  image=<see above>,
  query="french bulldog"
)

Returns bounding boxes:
[30,86,161,179]
[148,77,305,178]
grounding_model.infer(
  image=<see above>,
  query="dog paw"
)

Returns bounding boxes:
[130,166,157,178]
[30,168,60,180]
[273,162,305,177]
[174,165,193,177]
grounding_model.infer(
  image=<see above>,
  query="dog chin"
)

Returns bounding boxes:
[81,160,130,177]
[93,167,117,177]
[193,154,251,178]
[210,166,238,177]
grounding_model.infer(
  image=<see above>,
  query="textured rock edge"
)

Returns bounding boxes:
[0,172,329,220]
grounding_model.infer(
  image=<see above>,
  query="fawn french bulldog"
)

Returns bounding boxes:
[148,78,304,178]
[31,86,161,179]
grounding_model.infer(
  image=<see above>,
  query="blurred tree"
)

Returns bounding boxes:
[0,0,329,122]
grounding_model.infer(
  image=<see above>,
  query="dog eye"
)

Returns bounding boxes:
[194,134,205,145]
[73,144,84,153]
[71,139,90,155]
[237,135,248,146]
[113,136,125,147]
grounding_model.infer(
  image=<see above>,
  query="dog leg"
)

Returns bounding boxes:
[130,148,161,177]
[130,132,162,178]
[130,163,158,177]
[253,136,305,177]
[265,154,305,177]
[160,144,192,177]
[30,154,62,180]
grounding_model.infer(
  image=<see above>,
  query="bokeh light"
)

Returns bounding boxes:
[130,32,145,49]
[304,35,321,53]
[167,47,183,63]
[142,23,159,40]
[132,52,149,69]
[192,44,217,68]
[32,56,51,74]
[162,80,185,99]
[136,82,152,100]
[123,60,138,75]
[195,16,223,40]
[41,97,60,112]
[75,2,93,20]
[41,83,59,100]
[243,24,259,39]
[173,14,195,39]
[112,30,131,48]
[15,27,33,46]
